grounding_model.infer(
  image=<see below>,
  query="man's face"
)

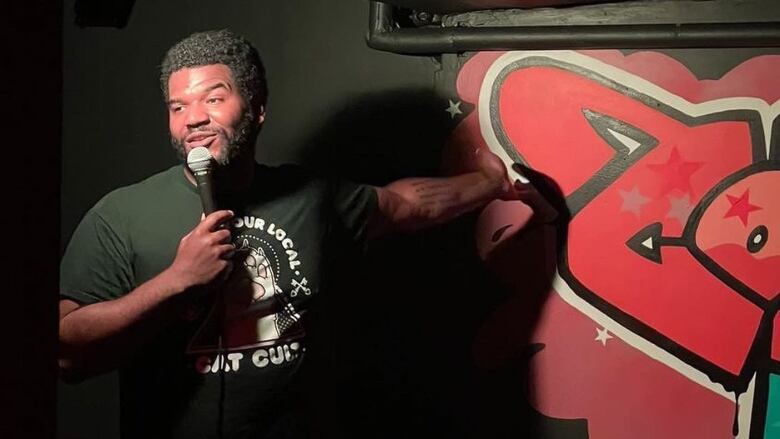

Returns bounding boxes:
[167,64,264,165]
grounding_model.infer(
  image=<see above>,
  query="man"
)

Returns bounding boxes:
[58,29,553,438]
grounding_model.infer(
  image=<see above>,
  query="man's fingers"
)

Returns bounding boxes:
[213,228,232,244]
[514,180,536,194]
[218,243,236,259]
[201,210,234,231]
[512,180,546,202]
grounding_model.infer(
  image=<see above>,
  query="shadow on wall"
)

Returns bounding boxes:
[471,165,586,439]
[297,88,583,438]
[299,87,452,184]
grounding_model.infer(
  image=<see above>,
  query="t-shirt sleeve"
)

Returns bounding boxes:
[60,205,135,305]
[329,178,378,245]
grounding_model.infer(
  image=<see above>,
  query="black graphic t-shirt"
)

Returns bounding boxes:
[60,164,377,438]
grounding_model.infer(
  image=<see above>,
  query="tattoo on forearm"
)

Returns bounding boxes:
[411,181,449,191]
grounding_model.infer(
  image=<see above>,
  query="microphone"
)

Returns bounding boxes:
[186,147,217,215]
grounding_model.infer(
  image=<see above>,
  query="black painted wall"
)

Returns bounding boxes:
[5,2,60,439]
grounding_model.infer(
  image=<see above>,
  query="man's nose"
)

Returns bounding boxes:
[185,103,210,129]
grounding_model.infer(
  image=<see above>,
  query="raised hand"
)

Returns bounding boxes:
[474,148,558,224]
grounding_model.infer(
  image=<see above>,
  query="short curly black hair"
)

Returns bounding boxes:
[160,29,267,114]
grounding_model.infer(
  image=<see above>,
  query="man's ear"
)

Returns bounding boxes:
[257,105,266,124]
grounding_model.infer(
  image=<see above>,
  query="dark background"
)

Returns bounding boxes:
[3,1,60,439]
[4,0,776,438]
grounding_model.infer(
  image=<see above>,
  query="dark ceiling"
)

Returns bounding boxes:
[378,0,623,13]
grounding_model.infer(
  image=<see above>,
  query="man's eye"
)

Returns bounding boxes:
[170,106,184,113]
[207,97,223,104]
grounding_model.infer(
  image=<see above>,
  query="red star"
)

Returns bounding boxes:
[647,148,704,196]
[724,189,762,226]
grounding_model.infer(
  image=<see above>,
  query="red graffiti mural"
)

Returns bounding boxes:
[448,50,780,438]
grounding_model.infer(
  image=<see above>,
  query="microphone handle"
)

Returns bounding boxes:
[193,170,217,215]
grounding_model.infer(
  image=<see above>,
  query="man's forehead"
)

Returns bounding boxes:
[168,64,236,94]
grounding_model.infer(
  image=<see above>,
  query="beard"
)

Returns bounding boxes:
[171,110,257,166]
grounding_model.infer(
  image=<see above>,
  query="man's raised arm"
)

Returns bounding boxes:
[368,149,556,238]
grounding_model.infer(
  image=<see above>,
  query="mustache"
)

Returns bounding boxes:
[187,126,225,136]
[171,111,258,164]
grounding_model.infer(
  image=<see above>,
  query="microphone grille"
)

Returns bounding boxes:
[187,147,213,172]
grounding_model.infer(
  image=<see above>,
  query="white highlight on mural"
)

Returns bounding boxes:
[736,374,756,439]
[608,128,642,154]
[595,327,614,346]
[476,50,776,435]
[446,99,463,119]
